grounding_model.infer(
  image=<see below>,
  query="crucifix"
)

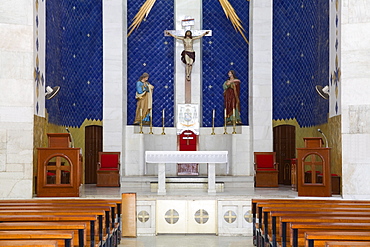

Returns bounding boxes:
[165,17,212,103]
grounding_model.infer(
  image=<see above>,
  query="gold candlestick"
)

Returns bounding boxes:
[139,108,144,134]
[161,109,166,135]
[149,109,153,134]
[223,108,228,134]
[232,109,236,134]
[211,109,215,135]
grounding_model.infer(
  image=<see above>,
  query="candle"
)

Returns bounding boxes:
[213,109,215,119]
[140,108,142,118]
[233,108,235,118]
[162,109,165,119]
[224,108,226,118]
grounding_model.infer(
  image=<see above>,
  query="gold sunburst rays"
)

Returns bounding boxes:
[218,0,249,44]
[127,0,157,37]
[128,0,249,45]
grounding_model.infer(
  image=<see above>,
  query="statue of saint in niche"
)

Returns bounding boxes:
[134,72,154,125]
[223,70,242,125]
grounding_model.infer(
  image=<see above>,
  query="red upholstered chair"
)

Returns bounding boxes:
[254,152,279,187]
[97,152,120,187]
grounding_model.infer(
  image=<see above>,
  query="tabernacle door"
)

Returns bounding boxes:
[177,130,198,175]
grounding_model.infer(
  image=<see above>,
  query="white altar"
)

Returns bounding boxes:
[145,151,228,195]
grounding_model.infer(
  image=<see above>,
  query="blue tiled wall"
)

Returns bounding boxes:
[46,0,103,127]
[45,0,328,128]
[127,0,175,127]
[202,0,249,127]
[273,0,329,127]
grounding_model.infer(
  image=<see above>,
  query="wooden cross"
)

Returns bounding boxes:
[165,18,212,103]
[303,154,323,183]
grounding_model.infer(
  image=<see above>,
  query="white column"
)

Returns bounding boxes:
[249,0,273,159]
[103,0,125,155]
[341,0,370,199]
[139,134,145,175]
[207,163,216,195]
[157,163,166,195]
[0,0,34,198]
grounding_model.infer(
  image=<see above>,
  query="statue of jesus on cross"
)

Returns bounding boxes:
[166,30,209,81]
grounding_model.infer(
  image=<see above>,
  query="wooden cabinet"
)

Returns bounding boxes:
[37,133,82,197]
[297,138,331,197]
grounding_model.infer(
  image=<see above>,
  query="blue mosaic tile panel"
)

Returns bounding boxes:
[202,0,249,127]
[273,0,329,127]
[46,0,103,127]
[127,0,174,127]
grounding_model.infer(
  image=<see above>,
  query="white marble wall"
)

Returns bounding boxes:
[341,0,370,199]
[0,0,34,198]
[124,126,251,176]
[248,0,274,165]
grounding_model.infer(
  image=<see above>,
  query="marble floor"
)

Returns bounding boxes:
[80,176,299,200]
[119,235,254,247]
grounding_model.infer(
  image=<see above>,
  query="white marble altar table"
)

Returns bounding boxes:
[145,151,228,195]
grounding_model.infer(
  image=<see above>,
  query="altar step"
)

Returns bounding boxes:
[120,176,254,189]
[150,178,225,192]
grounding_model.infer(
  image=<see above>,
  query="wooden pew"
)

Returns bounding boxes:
[0,205,108,243]
[279,216,370,247]
[0,230,74,247]
[0,209,104,247]
[265,207,370,240]
[0,240,59,247]
[255,201,370,247]
[0,202,113,246]
[290,222,370,247]
[0,214,97,247]
[253,199,370,232]
[325,241,370,246]
[0,199,121,231]
[0,199,121,246]
[0,222,86,247]
[268,209,370,247]
[251,198,370,245]
[305,231,370,247]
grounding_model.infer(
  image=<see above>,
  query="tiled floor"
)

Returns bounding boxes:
[119,235,254,247]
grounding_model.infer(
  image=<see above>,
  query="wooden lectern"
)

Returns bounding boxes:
[37,133,82,197]
[47,133,71,148]
[297,137,331,197]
